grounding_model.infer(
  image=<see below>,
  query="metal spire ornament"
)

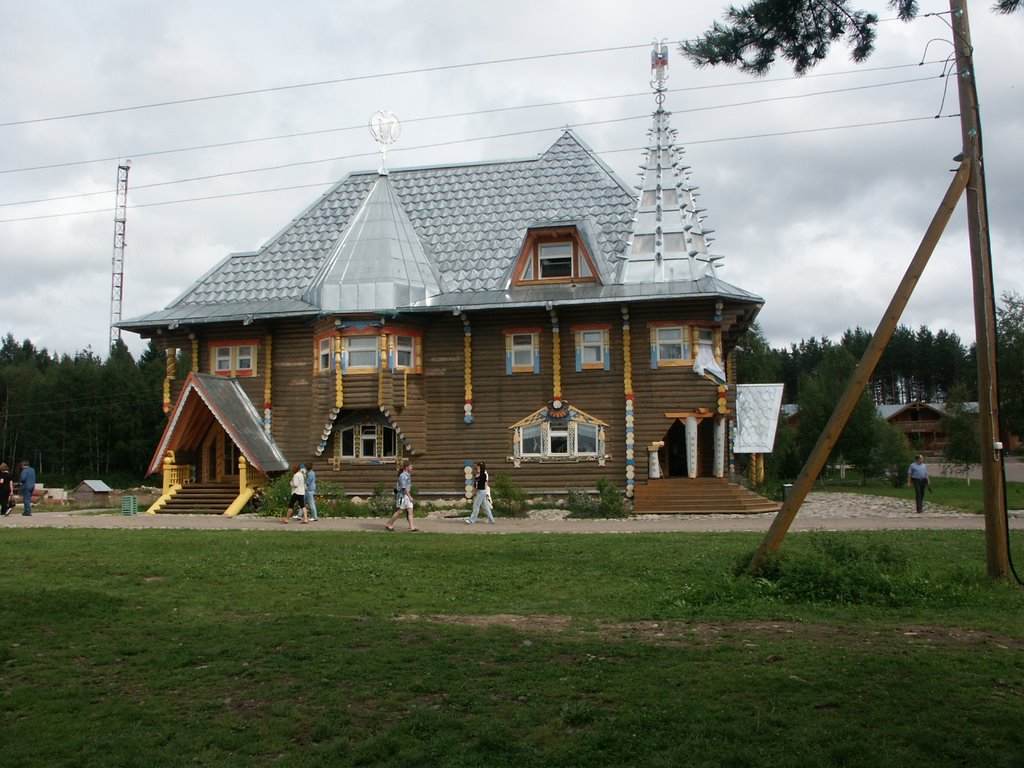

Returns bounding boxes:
[651,39,669,108]
[368,110,401,175]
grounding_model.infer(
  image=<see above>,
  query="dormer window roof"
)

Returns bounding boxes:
[511,226,601,287]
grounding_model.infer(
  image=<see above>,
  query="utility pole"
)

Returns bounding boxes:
[950,0,1009,578]
[108,160,131,351]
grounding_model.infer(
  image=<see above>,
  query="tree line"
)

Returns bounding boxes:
[0,335,166,488]
[737,292,1024,487]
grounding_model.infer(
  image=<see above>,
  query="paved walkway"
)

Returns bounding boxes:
[3,492,1022,534]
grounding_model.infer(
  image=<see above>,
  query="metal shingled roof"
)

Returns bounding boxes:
[121,127,763,330]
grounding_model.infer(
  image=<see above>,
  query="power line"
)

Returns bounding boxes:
[0,73,947,210]
[0,113,957,225]
[0,42,658,129]
[0,59,948,176]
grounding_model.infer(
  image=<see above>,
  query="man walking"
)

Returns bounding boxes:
[907,454,930,513]
[19,459,36,516]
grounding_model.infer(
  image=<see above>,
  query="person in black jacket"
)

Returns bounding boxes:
[466,461,495,525]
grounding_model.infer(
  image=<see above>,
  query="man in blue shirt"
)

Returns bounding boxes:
[304,462,318,522]
[907,454,929,513]
[19,459,36,516]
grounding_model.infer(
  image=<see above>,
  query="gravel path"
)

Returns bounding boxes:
[3,492,1022,534]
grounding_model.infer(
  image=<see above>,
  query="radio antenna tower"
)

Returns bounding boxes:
[108,159,131,350]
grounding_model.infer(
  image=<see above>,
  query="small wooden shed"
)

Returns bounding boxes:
[73,480,113,505]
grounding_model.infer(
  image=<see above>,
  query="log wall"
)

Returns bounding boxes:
[150,296,749,497]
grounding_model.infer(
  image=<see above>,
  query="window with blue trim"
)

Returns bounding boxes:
[574,327,611,371]
[506,331,540,374]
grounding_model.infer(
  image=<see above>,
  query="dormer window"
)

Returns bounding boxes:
[512,227,599,286]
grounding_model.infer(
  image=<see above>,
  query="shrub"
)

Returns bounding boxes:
[250,473,291,517]
[367,482,397,517]
[596,477,625,517]
[566,487,599,518]
[745,533,912,606]
[490,472,527,518]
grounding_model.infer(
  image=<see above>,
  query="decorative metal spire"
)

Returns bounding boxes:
[618,42,724,284]
[368,110,401,175]
[651,39,669,108]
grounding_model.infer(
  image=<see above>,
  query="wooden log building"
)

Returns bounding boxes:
[121,47,774,515]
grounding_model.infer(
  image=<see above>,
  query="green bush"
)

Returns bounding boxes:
[367,481,397,516]
[490,472,527,518]
[744,533,914,606]
[566,478,626,518]
[250,473,291,517]
[596,477,625,517]
[566,487,598,517]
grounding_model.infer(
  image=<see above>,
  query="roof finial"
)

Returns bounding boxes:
[650,39,669,109]
[368,110,401,175]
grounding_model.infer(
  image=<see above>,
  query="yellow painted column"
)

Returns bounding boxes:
[550,309,561,401]
[190,334,199,372]
[462,314,473,423]
[334,335,343,408]
[163,347,175,413]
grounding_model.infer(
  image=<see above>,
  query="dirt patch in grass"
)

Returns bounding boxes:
[403,613,1024,651]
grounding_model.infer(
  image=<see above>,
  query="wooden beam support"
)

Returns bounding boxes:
[748,160,971,574]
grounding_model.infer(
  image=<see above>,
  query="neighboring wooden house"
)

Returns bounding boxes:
[121,48,772,515]
[73,480,112,505]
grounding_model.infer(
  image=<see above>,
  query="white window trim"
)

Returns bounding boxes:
[336,422,399,461]
[211,342,258,377]
[651,324,691,368]
[513,421,606,462]
[343,335,379,372]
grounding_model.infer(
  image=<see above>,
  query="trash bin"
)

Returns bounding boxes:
[782,483,794,502]
[121,495,138,516]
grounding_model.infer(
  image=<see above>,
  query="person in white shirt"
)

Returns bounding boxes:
[283,464,309,523]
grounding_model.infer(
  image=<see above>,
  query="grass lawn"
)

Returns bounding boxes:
[1,529,1022,767]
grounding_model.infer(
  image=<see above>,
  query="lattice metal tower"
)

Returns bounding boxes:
[108,160,131,349]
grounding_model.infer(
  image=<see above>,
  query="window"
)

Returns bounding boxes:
[574,327,610,371]
[394,334,416,369]
[520,424,543,456]
[210,341,258,377]
[577,423,599,454]
[650,324,691,368]
[549,423,569,455]
[510,404,609,465]
[512,227,600,285]
[317,335,335,372]
[506,331,540,374]
[344,335,379,371]
[215,347,232,374]
[539,243,572,279]
[337,422,398,460]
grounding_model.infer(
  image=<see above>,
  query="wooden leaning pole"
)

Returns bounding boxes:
[746,161,971,574]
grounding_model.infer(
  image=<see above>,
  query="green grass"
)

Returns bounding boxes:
[814,476,1024,514]
[1,529,1022,767]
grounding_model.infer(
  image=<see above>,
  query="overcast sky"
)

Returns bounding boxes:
[2,0,1020,359]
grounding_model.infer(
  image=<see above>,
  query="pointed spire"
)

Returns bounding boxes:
[618,42,724,285]
[306,174,443,311]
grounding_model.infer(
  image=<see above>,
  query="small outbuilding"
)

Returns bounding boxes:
[73,480,113,505]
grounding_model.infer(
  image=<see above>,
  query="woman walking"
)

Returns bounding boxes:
[466,461,495,524]
[385,459,418,531]
[283,464,309,523]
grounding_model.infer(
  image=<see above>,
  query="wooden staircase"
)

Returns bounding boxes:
[632,477,779,515]
[158,481,240,515]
